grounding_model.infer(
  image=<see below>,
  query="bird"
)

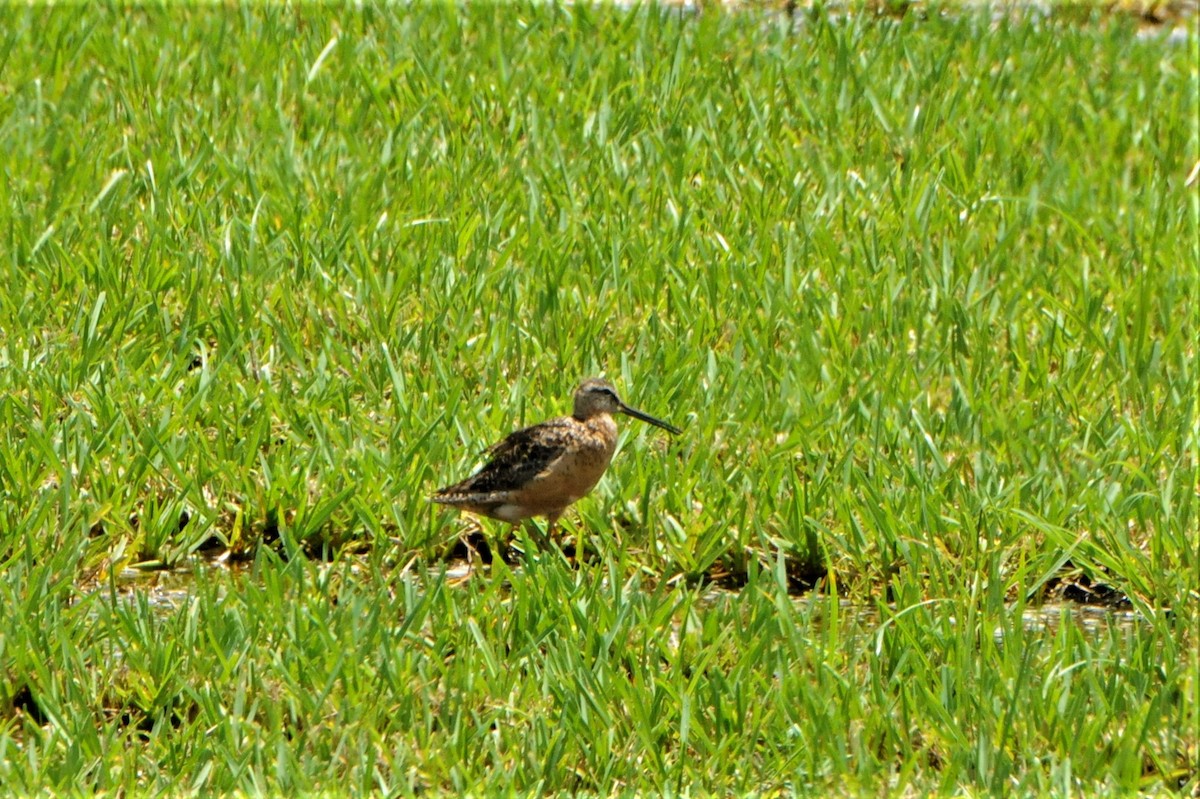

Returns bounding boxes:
[432,378,681,534]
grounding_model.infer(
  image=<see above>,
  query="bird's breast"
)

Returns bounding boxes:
[533,416,617,502]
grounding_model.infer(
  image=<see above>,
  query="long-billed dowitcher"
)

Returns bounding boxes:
[432,378,681,533]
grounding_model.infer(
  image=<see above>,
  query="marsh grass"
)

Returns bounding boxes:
[0,2,1196,794]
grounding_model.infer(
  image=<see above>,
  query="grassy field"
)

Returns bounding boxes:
[0,2,1196,795]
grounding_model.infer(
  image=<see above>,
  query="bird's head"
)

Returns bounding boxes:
[572,378,681,434]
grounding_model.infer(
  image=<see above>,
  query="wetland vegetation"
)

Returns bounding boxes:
[0,2,1196,795]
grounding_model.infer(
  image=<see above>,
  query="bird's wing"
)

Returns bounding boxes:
[437,417,575,497]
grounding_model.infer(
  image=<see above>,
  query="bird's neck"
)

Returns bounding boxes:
[584,413,618,436]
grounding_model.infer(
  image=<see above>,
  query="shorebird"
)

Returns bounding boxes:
[432,378,681,534]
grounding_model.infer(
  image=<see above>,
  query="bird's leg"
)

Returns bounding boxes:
[547,511,588,565]
[526,514,556,552]
[568,511,587,565]
[509,519,545,557]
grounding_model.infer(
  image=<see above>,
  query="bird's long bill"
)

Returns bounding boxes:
[619,403,683,435]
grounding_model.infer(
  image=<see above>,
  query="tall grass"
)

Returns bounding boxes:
[0,3,1195,794]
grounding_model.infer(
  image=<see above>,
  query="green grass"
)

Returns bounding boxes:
[0,2,1196,795]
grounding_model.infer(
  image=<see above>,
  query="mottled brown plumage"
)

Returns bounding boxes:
[432,378,681,531]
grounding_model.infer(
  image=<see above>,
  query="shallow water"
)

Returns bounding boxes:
[624,0,1197,42]
[92,556,1153,645]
